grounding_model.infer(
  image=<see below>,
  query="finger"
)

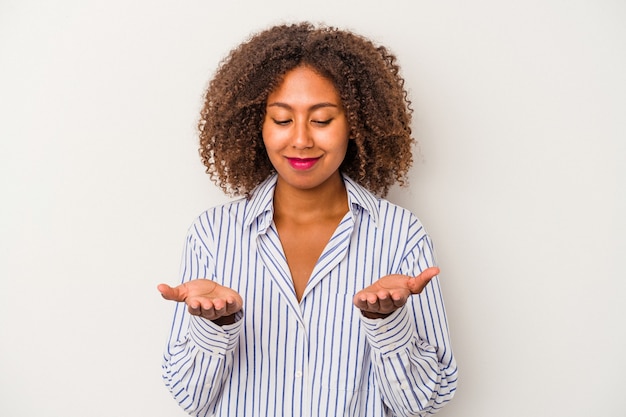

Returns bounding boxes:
[408,267,440,294]
[353,291,367,307]
[158,283,185,302]
[352,294,367,310]
[199,306,218,320]
[390,291,410,308]
[419,266,440,280]
[376,291,395,312]
[187,296,202,308]
[366,296,381,312]
[210,298,228,313]
[368,290,393,311]
[188,303,201,316]
[224,299,241,315]
[406,277,430,294]
[353,291,378,310]
[353,291,366,303]
[200,298,217,311]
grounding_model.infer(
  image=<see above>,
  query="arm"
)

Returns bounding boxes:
[159,229,243,416]
[354,235,457,416]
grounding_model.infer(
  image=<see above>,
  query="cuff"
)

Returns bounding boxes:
[360,306,414,356]
[188,311,243,356]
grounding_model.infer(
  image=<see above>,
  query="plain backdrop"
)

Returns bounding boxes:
[1,1,624,416]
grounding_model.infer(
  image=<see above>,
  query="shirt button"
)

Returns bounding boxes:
[295,371,303,378]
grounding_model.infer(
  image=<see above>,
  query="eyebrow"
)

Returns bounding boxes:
[266,102,339,111]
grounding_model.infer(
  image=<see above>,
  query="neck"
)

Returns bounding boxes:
[273,174,348,224]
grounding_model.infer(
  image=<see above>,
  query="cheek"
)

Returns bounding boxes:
[261,120,275,148]
[322,127,350,150]
[261,126,286,156]
[262,123,293,149]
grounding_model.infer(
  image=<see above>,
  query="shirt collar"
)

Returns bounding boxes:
[243,174,277,231]
[342,174,380,227]
[243,173,380,231]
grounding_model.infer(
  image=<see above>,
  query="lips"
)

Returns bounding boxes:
[286,157,320,170]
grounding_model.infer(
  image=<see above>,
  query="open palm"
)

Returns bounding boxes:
[158,279,243,322]
[353,266,440,318]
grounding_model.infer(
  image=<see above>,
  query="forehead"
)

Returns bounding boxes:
[267,65,341,106]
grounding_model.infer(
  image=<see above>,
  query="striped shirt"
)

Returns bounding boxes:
[162,174,457,417]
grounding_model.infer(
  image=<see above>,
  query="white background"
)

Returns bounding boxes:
[1,1,624,416]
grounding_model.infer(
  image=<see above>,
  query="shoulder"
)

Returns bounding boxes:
[345,175,424,234]
[377,198,427,239]
[187,175,277,240]
[377,197,420,224]
[185,197,249,240]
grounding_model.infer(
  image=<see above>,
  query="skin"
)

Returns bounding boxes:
[352,267,440,319]
[262,65,350,194]
[158,65,439,322]
[264,65,350,301]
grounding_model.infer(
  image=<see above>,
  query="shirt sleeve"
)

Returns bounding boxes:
[359,233,458,417]
[161,221,243,417]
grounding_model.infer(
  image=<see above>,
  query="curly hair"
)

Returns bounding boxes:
[198,22,414,197]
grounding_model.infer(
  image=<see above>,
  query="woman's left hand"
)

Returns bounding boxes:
[353,266,440,318]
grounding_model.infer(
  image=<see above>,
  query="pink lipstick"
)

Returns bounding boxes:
[287,157,320,170]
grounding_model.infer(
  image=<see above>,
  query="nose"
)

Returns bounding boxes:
[292,119,313,149]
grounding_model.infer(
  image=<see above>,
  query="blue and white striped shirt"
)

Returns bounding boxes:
[162,174,457,417]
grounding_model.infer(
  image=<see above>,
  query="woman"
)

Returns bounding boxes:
[158,22,457,417]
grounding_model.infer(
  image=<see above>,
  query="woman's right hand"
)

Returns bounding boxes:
[158,279,243,324]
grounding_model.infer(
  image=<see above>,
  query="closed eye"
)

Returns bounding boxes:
[273,119,292,126]
[312,119,332,126]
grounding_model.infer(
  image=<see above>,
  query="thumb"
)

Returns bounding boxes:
[157,283,186,302]
[407,266,440,294]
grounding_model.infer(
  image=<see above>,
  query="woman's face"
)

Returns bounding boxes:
[262,65,350,193]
